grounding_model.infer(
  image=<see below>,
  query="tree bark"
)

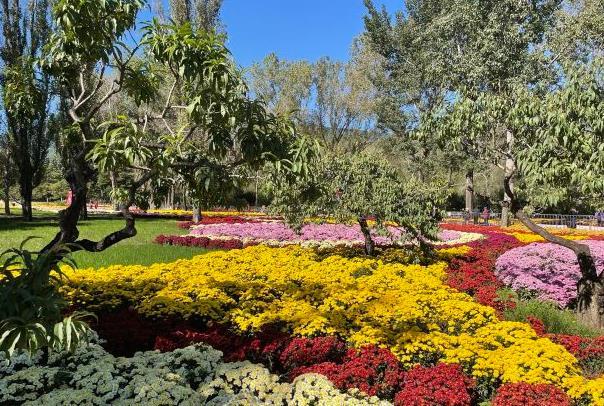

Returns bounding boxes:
[3,172,11,215]
[20,176,33,221]
[465,169,474,213]
[193,206,202,222]
[358,216,375,256]
[501,130,515,227]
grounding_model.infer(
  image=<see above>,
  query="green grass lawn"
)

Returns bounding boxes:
[0,212,207,269]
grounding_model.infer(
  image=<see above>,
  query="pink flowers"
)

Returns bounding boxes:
[495,240,604,307]
[189,222,407,247]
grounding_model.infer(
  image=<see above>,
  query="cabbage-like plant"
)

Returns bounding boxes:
[0,239,94,357]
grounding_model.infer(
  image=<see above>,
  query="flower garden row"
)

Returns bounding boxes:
[51,226,604,406]
[155,216,484,249]
[6,213,603,405]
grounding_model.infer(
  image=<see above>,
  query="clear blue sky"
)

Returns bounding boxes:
[221,0,403,67]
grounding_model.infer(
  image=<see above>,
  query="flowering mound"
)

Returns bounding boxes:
[190,222,407,247]
[186,222,482,249]
[61,245,603,401]
[295,346,407,399]
[495,240,604,307]
[394,363,475,406]
[492,382,571,406]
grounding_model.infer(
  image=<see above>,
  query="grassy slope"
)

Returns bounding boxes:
[0,212,207,269]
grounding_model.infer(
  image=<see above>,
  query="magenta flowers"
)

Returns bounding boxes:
[495,240,604,307]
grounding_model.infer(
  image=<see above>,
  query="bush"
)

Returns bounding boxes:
[492,383,571,406]
[0,242,93,357]
[504,299,599,337]
[394,363,475,406]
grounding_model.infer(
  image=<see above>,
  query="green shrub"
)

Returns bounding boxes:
[0,240,94,357]
[503,298,601,337]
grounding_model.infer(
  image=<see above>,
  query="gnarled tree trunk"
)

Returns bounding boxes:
[506,173,603,328]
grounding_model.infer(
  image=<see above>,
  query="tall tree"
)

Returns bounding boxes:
[0,134,13,214]
[169,0,223,30]
[0,0,54,221]
[364,0,561,220]
[169,0,224,221]
[249,46,378,152]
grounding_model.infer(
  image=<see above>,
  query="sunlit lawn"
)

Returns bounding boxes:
[0,211,207,269]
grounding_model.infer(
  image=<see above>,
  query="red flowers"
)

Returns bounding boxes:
[394,363,475,406]
[154,234,255,250]
[445,231,521,313]
[492,383,571,406]
[295,345,407,398]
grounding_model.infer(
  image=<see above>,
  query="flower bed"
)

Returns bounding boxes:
[495,240,604,307]
[60,245,604,403]
[184,222,483,249]
[0,341,388,405]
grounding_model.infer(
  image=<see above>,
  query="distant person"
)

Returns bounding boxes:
[569,208,578,229]
[596,210,603,227]
[481,207,490,225]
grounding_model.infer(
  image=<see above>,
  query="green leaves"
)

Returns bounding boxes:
[0,240,93,358]
[41,0,144,81]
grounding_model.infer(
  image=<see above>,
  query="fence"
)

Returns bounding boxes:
[445,211,604,230]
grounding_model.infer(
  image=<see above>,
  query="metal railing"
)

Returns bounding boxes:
[445,211,604,230]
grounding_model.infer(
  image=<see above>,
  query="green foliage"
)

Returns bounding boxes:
[42,0,144,81]
[428,58,604,210]
[2,63,45,119]
[0,240,93,357]
[270,150,445,245]
[515,60,604,209]
[503,297,601,337]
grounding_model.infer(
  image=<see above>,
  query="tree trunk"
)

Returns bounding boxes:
[20,176,33,221]
[465,169,474,213]
[514,210,603,329]
[358,216,375,256]
[193,206,202,222]
[3,173,10,215]
[501,130,515,227]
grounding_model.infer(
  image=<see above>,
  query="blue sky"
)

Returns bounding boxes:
[220,0,403,67]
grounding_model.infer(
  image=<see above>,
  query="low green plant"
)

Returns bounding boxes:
[0,239,94,357]
[503,296,601,337]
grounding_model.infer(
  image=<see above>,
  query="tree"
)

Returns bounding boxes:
[269,150,445,256]
[249,46,378,152]
[363,0,561,220]
[33,0,301,255]
[429,60,604,328]
[0,0,54,221]
[0,134,14,214]
[249,53,313,124]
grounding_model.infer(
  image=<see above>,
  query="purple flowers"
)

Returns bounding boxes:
[495,240,604,307]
